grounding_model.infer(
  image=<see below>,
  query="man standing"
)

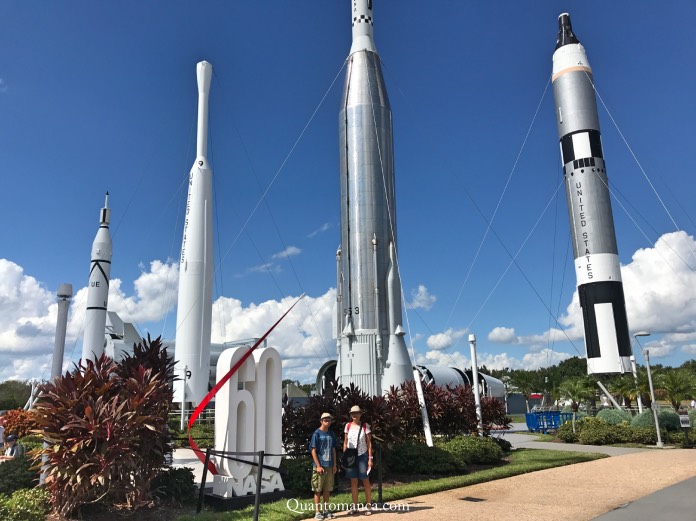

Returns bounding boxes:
[309,412,338,520]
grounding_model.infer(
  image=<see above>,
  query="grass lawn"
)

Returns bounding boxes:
[180,449,606,520]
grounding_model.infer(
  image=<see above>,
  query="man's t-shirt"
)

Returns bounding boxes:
[309,428,336,468]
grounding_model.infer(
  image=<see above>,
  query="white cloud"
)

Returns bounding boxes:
[682,344,696,355]
[426,328,467,350]
[406,285,436,311]
[487,326,517,344]
[307,222,332,238]
[271,246,301,260]
[210,289,336,367]
[0,79,7,93]
[99,259,179,324]
[417,347,571,373]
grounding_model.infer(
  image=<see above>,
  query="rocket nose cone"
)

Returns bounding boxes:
[556,12,580,50]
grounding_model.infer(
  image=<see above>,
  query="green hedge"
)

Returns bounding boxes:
[151,467,196,504]
[0,487,50,521]
[385,440,463,475]
[0,456,38,496]
[437,435,504,466]
[596,409,632,425]
[279,455,313,496]
[658,410,681,431]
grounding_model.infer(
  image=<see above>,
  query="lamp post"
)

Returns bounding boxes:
[629,355,643,414]
[635,331,663,448]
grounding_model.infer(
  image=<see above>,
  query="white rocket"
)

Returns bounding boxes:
[82,193,112,363]
[552,14,632,374]
[173,61,214,404]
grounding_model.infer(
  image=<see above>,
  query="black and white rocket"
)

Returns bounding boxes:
[552,13,631,374]
[336,0,413,395]
[82,193,112,363]
[173,61,214,404]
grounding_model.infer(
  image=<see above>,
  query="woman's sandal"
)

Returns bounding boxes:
[364,504,373,516]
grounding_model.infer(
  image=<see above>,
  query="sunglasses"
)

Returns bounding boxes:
[322,418,333,422]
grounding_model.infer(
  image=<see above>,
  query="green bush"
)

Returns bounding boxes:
[279,455,313,496]
[689,409,696,426]
[556,419,580,443]
[0,487,50,521]
[151,467,196,504]
[596,409,632,425]
[0,456,38,496]
[630,411,655,429]
[576,417,632,445]
[386,440,463,475]
[19,435,44,454]
[171,423,215,449]
[437,435,504,466]
[658,410,681,431]
[629,426,658,445]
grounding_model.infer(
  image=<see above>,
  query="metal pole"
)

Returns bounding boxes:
[469,334,483,434]
[196,447,212,514]
[253,451,265,521]
[644,349,664,448]
[376,444,383,507]
[180,365,187,431]
[630,355,643,414]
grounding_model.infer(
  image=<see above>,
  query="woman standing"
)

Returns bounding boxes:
[343,405,373,515]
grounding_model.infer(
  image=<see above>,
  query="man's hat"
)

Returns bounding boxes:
[321,412,334,420]
[5,434,18,442]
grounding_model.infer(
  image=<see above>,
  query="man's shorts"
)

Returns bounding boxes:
[344,453,369,480]
[311,467,334,493]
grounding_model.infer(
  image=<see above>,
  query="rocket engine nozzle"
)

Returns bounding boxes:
[556,13,580,50]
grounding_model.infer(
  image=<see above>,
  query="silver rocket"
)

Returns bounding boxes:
[82,193,112,363]
[552,14,631,374]
[173,61,214,404]
[336,0,413,395]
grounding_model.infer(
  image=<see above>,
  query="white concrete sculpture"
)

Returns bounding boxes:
[213,346,284,497]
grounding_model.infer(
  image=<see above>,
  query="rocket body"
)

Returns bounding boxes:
[82,194,112,363]
[336,0,413,395]
[174,61,214,404]
[552,14,631,374]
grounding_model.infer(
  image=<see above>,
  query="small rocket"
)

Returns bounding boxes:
[336,0,413,395]
[552,14,631,374]
[173,61,214,404]
[82,193,112,363]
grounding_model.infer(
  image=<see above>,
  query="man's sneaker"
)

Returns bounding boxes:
[314,513,325,520]
[324,512,335,519]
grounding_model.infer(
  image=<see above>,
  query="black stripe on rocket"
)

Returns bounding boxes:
[579,282,631,359]
[90,260,111,287]
[560,129,603,165]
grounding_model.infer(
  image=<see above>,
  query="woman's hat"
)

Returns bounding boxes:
[349,405,363,414]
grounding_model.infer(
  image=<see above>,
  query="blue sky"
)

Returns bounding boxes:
[1,1,695,383]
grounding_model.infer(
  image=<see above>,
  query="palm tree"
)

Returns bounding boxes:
[558,376,596,432]
[608,374,638,408]
[657,368,696,410]
[508,370,543,413]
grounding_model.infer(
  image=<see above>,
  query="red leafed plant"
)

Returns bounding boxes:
[32,335,175,517]
[2,408,40,438]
